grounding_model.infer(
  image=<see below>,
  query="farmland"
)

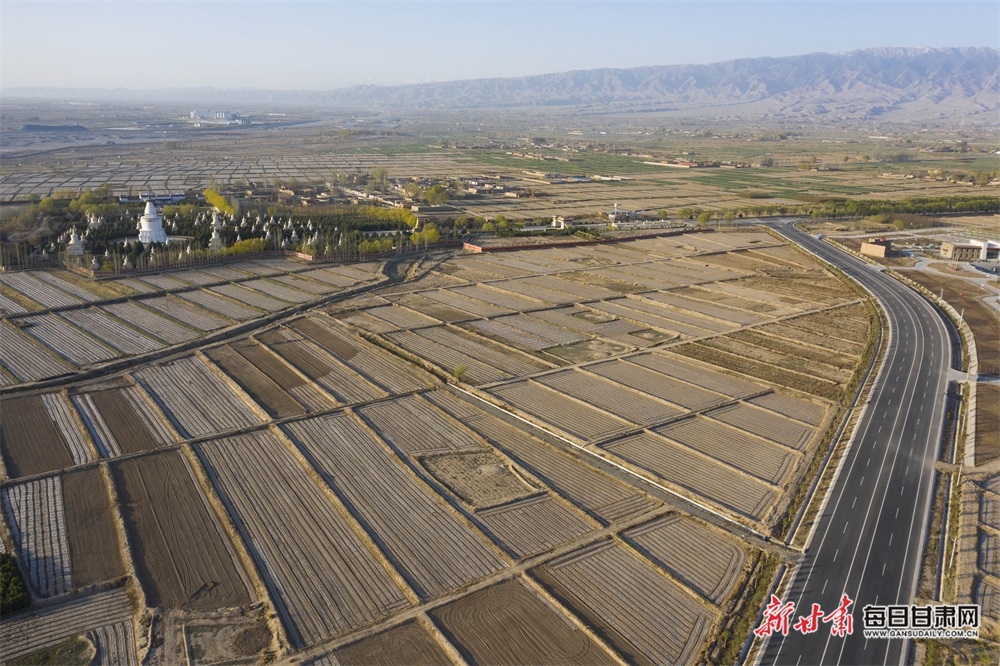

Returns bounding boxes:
[133,356,262,438]
[333,620,453,666]
[533,540,714,665]
[1,394,78,478]
[0,587,135,662]
[196,429,410,648]
[61,468,125,588]
[112,451,253,610]
[0,259,383,387]
[287,413,507,598]
[71,384,176,457]
[0,227,875,663]
[3,476,72,596]
[430,578,617,665]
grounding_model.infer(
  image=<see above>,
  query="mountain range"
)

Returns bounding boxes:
[7,47,998,123]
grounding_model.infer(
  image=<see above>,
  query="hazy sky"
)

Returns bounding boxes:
[2,1,997,90]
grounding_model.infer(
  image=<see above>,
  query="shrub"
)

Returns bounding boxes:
[0,553,29,614]
[225,238,267,255]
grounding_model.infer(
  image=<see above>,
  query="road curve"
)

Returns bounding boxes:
[758,222,952,666]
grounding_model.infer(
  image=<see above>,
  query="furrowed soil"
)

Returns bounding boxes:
[62,467,124,587]
[288,317,359,360]
[335,621,452,666]
[256,331,334,381]
[978,384,1000,464]
[430,578,617,665]
[728,329,857,369]
[205,345,306,419]
[112,451,252,610]
[672,341,843,400]
[1,395,73,477]
[902,271,1000,375]
[88,389,162,455]
[231,340,307,390]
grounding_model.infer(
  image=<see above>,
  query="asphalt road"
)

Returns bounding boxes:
[759,222,952,666]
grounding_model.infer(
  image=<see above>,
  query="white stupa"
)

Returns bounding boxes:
[66,229,85,256]
[138,201,167,244]
[208,226,224,251]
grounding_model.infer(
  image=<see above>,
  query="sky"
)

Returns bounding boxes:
[1,0,997,90]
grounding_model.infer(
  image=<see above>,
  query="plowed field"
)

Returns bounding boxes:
[74,387,172,456]
[334,621,452,666]
[1,394,74,477]
[430,578,616,665]
[205,345,306,419]
[534,541,713,665]
[112,451,252,610]
[63,467,124,588]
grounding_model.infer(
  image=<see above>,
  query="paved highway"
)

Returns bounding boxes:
[759,222,952,666]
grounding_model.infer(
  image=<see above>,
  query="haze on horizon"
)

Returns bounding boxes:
[2,0,998,93]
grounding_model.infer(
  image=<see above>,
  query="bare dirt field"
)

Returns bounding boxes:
[978,384,1000,464]
[229,339,336,412]
[186,620,272,664]
[430,578,617,665]
[422,451,537,509]
[63,467,124,588]
[334,621,453,666]
[76,387,172,456]
[205,344,306,419]
[902,270,1000,375]
[112,451,252,610]
[1,394,74,477]
[927,262,979,273]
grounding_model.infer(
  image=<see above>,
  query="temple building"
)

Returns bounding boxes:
[137,201,168,244]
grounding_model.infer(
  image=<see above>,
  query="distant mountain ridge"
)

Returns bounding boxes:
[7,47,998,122]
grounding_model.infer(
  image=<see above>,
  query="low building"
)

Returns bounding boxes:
[860,238,891,258]
[941,240,1000,261]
